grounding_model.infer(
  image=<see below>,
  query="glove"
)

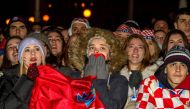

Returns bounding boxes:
[27,63,39,80]
[84,54,108,79]
[95,54,108,79]
[84,54,97,77]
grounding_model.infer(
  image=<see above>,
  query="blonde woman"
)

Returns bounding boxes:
[68,27,128,109]
[0,37,46,109]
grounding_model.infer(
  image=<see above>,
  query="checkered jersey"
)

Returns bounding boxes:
[136,76,190,109]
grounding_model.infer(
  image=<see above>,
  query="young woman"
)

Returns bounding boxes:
[121,34,159,109]
[160,29,190,58]
[44,27,67,67]
[68,27,128,109]
[136,45,190,108]
[1,36,22,70]
[0,37,46,108]
[154,29,166,49]
[141,29,161,64]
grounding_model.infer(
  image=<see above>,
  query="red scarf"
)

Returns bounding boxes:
[176,75,190,90]
[29,65,105,109]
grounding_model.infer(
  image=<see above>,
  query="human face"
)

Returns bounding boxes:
[154,20,169,33]
[146,40,155,57]
[174,15,190,37]
[165,62,188,88]
[154,31,166,45]
[114,31,131,39]
[167,34,185,51]
[72,23,87,35]
[48,32,63,56]
[87,37,110,60]
[6,38,21,65]
[9,21,27,38]
[22,44,43,69]
[126,38,145,66]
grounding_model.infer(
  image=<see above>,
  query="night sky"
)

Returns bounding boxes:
[0,0,189,30]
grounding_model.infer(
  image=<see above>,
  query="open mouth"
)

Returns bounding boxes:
[30,57,37,62]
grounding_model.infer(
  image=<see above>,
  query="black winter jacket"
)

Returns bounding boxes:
[0,65,34,109]
[93,73,128,109]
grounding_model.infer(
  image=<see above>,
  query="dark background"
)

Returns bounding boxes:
[0,0,189,30]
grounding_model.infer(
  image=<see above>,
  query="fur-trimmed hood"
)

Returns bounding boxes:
[68,27,127,73]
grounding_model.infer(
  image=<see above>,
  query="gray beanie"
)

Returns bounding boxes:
[18,37,45,63]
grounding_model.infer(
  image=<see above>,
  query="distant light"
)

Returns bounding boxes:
[83,9,92,18]
[81,2,85,8]
[43,15,50,22]
[28,16,35,23]
[90,2,94,7]
[6,19,10,25]
[48,4,52,8]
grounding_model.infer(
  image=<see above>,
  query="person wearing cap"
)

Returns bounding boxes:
[141,29,161,65]
[136,45,190,108]
[27,32,51,57]
[113,24,133,48]
[66,18,91,50]
[6,16,29,39]
[68,17,91,37]
[0,37,46,108]
[124,20,140,29]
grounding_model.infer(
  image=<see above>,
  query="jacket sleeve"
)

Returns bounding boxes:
[0,75,34,109]
[93,74,128,109]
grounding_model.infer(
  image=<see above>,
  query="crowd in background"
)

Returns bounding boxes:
[0,7,190,109]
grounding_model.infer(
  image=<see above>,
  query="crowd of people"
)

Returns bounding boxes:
[0,7,190,109]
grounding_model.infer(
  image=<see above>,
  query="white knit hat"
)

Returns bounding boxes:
[18,37,45,63]
[68,17,91,36]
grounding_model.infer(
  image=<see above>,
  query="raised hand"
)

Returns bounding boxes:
[27,63,39,80]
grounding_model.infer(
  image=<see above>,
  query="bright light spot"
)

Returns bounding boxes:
[28,16,35,23]
[43,15,50,22]
[48,4,52,8]
[81,2,85,8]
[83,9,91,18]
[6,19,10,25]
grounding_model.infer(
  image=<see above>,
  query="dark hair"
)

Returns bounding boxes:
[154,64,173,89]
[1,36,22,69]
[44,27,67,67]
[4,16,30,38]
[160,29,189,58]
[175,8,190,22]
